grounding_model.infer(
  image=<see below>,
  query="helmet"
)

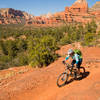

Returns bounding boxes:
[67,49,74,55]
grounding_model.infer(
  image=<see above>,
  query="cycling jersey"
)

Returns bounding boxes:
[65,53,81,64]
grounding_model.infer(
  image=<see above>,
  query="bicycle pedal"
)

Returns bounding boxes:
[70,74,74,77]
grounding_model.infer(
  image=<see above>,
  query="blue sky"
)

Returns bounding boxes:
[0,0,100,16]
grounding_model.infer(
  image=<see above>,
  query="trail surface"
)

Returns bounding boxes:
[0,44,100,100]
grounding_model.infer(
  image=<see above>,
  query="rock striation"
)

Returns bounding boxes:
[0,0,100,25]
[0,8,34,24]
[90,2,100,11]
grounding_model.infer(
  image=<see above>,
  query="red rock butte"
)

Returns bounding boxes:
[0,0,100,25]
[28,0,100,25]
[70,0,88,13]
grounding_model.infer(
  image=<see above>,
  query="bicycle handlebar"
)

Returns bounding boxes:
[62,61,71,67]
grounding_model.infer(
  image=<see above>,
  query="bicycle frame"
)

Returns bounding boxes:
[63,62,77,77]
[64,63,72,70]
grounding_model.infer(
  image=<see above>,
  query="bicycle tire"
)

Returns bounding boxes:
[56,72,68,87]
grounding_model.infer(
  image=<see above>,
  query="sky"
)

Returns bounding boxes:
[0,0,100,16]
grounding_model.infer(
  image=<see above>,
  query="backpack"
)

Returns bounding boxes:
[74,49,82,58]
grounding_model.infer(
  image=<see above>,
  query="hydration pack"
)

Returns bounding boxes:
[74,49,82,58]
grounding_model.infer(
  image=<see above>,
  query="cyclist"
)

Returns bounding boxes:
[63,49,83,74]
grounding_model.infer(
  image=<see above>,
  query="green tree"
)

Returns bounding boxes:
[16,39,27,52]
[0,41,8,55]
[85,20,97,33]
[59,35,71,45]
[28,36,58,67]
[82,32,96,46]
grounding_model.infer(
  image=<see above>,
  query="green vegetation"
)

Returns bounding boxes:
[0,20,100,70]
[28,36,58,67]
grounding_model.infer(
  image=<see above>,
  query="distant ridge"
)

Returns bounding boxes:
[90,1,100,11]
[0,0,100,25]
[0,8,34,24]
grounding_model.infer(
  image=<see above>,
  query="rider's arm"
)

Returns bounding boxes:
[65,55,70,61]
[75,54,79,64]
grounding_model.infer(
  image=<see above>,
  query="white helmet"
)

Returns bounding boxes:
[67,49,74,55]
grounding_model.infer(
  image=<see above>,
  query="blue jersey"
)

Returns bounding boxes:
[65,53,81,64]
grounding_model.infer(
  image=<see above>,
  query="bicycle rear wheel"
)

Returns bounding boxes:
[56,72,68,87]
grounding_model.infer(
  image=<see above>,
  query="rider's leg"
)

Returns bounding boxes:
[71,60,76,67]
[79,58,83,66]
[70,60,76,75]
[76,59,83,75]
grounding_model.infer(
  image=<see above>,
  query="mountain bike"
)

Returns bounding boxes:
[56,62,85,87]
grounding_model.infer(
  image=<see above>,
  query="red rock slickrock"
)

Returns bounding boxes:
[0,44,100,100]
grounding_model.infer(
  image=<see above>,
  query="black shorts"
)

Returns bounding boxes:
[71,59,82,68]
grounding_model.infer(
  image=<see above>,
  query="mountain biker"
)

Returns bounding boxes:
[63,49,83,74]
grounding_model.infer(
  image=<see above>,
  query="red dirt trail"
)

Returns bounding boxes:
[0,44,100,100]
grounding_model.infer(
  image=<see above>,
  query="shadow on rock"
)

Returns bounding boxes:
[60,71,90,87]
[76,71,90,81]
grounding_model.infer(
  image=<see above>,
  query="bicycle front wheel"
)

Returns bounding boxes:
[56,72,69,87]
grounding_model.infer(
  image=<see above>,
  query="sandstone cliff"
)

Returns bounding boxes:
[0,8,34,24]
[0,0,100,25]
[90,2,100,11]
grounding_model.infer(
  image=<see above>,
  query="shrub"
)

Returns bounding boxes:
[81,32,96,46]
[6,40,18,57]
[28,35,58,67]
[0,40,8,55]
[16,39,27,52]
[59,35,71,45]
[85,20,97,33]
